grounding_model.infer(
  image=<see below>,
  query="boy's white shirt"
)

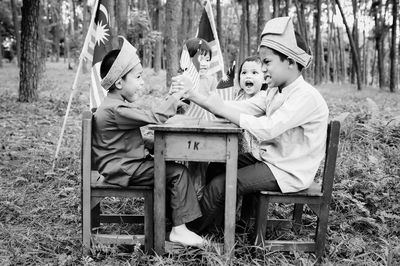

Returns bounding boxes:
[225,75,329,193]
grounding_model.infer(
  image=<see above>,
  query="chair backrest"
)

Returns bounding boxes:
[321,120,341,201]
[81,111,93,186]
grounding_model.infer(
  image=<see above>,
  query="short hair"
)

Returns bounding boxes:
[100,49,129,92]
[270,31,310,72]
[237,56,267,91]
[184,37,212,60]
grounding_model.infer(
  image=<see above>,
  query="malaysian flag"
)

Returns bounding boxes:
[197,0,224,77]
[197,0,235,101]
[80,0,112,109]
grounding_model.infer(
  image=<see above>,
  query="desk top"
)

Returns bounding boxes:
[148,115,243,133]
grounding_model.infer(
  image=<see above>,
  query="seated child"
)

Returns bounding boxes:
[172,17,329,234]
[181,37,218,120]
[234,55,267,154]
[91,36,204,247]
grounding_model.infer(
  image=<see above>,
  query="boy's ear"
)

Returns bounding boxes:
[115,78,123,90]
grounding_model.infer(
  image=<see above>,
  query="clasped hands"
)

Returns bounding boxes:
[169,73,224,112]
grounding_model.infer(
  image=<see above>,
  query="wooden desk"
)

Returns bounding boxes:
[149,119,242,254]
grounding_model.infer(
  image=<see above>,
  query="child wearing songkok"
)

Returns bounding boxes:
[172,17,329,234]
[92,36,205,247]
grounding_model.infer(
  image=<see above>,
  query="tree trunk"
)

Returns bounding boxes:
[117,0,128,37]
[154,0,163,73]
[239,0,248,64]
[217,0,222,52]
[258,0,271,44]
[314,0,322,85]
[246,0,251,55]
[10,0,21,67]
[19,0,40,102]
[272,0,279,18]
[0,33,3,67]
[350,0,359,84]
[373,0,385,89]
[326,0,331,82]
[335,0,362,90]
[165,0,181,87]
[389,0,398,92]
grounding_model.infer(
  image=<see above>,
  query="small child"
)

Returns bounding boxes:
[234,56,267,154]
[92,36,204,247]
[181,37,218,120]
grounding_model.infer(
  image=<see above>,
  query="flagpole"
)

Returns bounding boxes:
[51,0,99,171]
[52,58,84,171]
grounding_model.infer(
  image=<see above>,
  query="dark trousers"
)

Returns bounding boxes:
[188,153,280,233]
[128,157,202,226]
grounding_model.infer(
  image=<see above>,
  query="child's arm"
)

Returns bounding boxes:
[115,91,186,129]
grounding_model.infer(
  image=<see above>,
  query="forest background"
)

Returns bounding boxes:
[0,0,399,265]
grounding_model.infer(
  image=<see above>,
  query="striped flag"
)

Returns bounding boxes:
[197,0,235,101]
[197,0,224,77]
[80,0,112,109]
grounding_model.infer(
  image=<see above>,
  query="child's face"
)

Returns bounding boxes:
[198,53,211,76]
[259,47,290,89]
[119,64,145,102]
[239,61,264,96]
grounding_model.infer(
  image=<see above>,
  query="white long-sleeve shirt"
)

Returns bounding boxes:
[225,75,329,193]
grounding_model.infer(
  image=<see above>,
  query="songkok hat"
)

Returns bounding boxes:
[260,17,312,68]
[101,36,141,90]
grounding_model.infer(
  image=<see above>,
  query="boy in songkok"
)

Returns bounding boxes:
[171,17,329,234]
[92,36,205,246]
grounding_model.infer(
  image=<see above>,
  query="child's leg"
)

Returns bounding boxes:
[130,158,204,247]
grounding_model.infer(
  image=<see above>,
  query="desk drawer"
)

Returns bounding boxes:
[163,133,227,162]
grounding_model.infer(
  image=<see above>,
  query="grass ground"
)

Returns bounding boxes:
[0,61,399,265]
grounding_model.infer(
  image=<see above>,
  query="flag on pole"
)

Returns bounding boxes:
[197,0,235,101]
[80,0,112,109]
[197,0,224,77]
[180,44,206,119]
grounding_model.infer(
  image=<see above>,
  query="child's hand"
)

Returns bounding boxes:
[170,74,194,99]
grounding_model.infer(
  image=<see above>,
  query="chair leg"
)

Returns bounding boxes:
[91,202,101,229]
[293,203,304,233]
[144,191,154,253]
[240,194,256,225]
[315,203,329,259]
[82,192,91,255]
[254,195,269,246]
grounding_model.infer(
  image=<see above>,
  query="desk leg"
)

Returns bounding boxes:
[224,134,238,254]
[154,132,166,254]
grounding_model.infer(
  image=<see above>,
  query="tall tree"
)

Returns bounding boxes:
[335,0,362,91]
[257,0,271,43]
[351,0,360,84]
[19,0,40,102]
[314,0,322,85]
[117,0,128,36]
[217,0,222,52]
[154,0,163,73]
[372,0,387,89]
[10,0,21,67]
[165,0,181,87]
[389,0,398,92]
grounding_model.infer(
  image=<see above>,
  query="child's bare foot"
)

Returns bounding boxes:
[168,224,205,247]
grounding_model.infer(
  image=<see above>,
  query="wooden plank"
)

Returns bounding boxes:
[99,214,144,224]
[260,182,323,196]
[224,134,238,254]
[266,195,323,205]
[154,131,166,255]
[93,234,145,246]
[91,189,147,198]
[149,123,242,134]
[164,133,227,162]
[81,111,92,255]
[144,191,154,253]
[263,240,315,252]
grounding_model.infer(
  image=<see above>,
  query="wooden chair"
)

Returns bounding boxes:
[253,120,340,259]
[81,111,154,255]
